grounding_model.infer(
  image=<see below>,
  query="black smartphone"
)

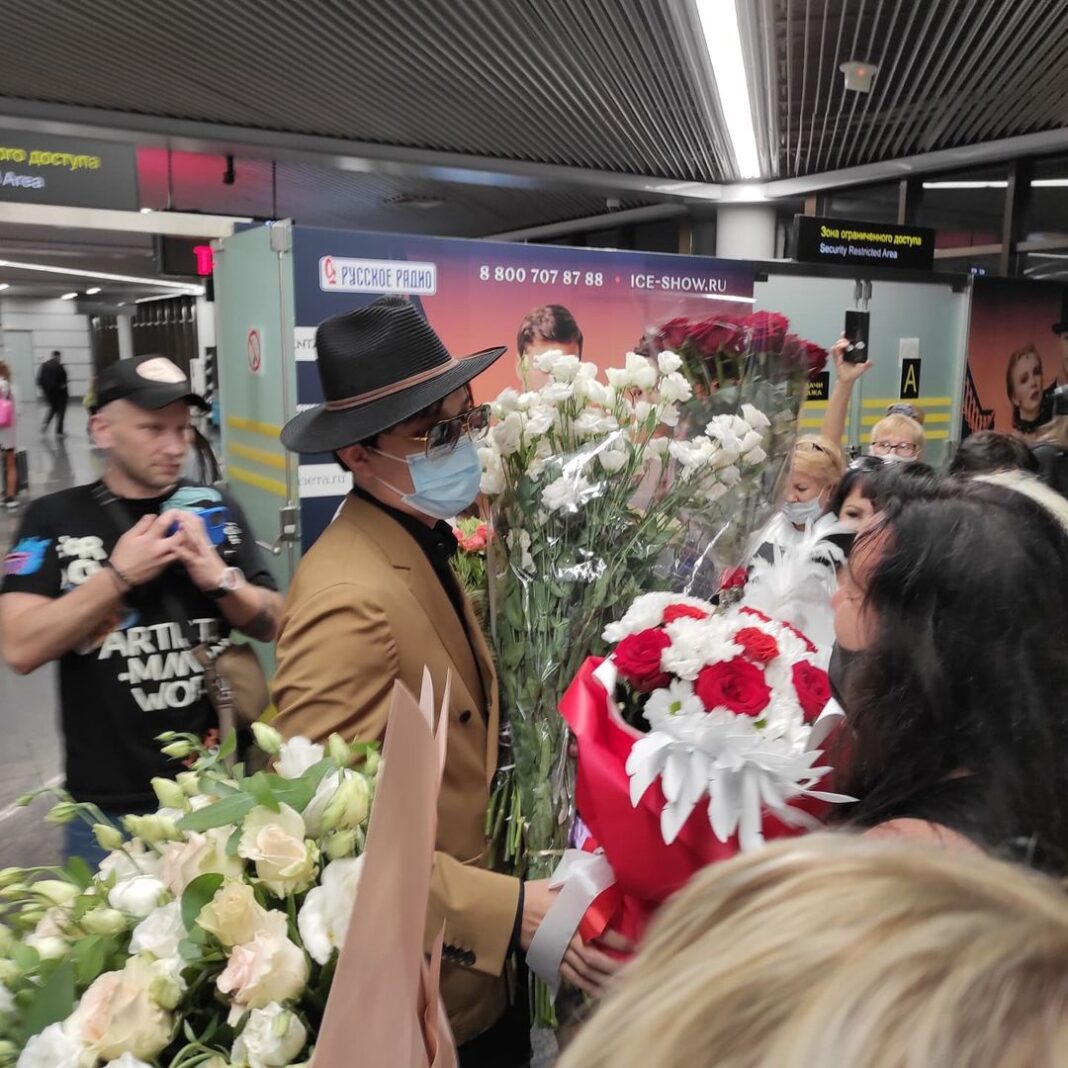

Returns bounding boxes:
[843,309,870,364]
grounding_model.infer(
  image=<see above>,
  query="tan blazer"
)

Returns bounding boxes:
[272,495,520,1045]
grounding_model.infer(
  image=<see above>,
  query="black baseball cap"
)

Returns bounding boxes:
[91,354,209,414]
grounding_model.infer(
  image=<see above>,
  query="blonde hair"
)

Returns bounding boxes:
[871,412,925,449]
[790,434,844,489]
[559,834,1068,1068]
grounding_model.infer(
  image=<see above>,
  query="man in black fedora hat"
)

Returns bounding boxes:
[273,297,624,1064]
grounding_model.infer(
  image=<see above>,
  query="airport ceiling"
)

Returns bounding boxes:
[0,0,1067,292]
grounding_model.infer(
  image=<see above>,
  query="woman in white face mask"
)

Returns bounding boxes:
[778,435,845,534]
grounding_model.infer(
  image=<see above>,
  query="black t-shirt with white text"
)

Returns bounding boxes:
[2,480,277,809]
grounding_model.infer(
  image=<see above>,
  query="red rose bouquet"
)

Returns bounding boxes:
[551,593,849,949]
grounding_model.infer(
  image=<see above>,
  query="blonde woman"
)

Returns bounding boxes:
[0,359,18,508]
[559,834,1068,1068]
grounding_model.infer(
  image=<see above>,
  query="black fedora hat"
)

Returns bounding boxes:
[281,297,505,453]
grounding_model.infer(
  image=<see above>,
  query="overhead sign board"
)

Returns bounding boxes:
[0,130,139,211]
[793,214,935,271]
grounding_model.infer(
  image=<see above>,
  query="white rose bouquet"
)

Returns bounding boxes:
[0,727,379,1068]
[480,347,784,1025]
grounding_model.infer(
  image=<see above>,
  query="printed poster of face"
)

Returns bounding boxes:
[965,278,1068,442]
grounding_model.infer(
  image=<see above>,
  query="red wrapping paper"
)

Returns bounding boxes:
[560,657,830,942]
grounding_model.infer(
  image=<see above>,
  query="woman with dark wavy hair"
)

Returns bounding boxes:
[829,472,1068,872]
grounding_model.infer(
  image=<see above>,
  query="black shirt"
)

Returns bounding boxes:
[2,480,277,809]
[351,487,467,623]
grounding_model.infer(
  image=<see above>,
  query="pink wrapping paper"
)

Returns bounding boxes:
[313,670,457,1068]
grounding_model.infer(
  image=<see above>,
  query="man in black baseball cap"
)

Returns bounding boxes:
[0,353,282,866]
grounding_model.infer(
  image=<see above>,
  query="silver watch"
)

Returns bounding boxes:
[208,566,244,600]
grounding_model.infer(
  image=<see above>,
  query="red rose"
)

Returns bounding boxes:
[792,660,830,722]
[744,311,789,354]
[662,603,709,624]
[690,316,744,358]
[614,628,672,693]
[717,566,748,592]
[695,657,772,716]
[804,341,828,379]
[656,316,692,352]
[734,626,780,664]
[740,606,772,624]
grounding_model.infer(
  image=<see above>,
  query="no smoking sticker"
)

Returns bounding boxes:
[246,328,263,374]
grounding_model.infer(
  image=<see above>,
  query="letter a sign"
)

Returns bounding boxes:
[900,358,921,400]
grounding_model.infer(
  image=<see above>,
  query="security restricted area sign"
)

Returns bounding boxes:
[246,328,263,374]
[793,215,935,271]
[0,129,138,211]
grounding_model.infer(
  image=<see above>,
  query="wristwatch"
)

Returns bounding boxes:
[206,566,244,600]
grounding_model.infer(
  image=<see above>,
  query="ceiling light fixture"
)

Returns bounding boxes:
[695,0,762,180]
[85,286,102,295]
[0,259,203,295]
[0,283,9,292]
[139,207,154,214]
[840,60,878,93]
[60,292,78,301]
[922,180,1008,189]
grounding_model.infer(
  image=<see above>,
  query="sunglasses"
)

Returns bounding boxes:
[413,403,492,459]
[794,440,831,455]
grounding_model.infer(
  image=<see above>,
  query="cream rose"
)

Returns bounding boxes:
[238,805,317,897]
[216,912,308,1016]
[65,956,173,1062]
[161,828,243,896]
[296,855,365,966]
[231,1003,307,1068]
[197,880,273,947]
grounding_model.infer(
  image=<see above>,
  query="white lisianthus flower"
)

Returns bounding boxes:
[634,400,653,424]
[238,804,318,897]
[704,481,729,504]
[160,828,243,897]
[479,447,506,496]
[598,447,628,474]
[0,983,13,1015]
[15,1022,92,1068]
[216,912,309,1016]
[548,354,581,383]
[197,879,274,947]
[719,464,742,486]
[66,956,173,1062]
[99,843,161,883]
[296,855,366,966]
[302,770,350,837]
[657,371,692,404]
[128,901,183,960]
[743,445,768,466]
[540,381,574,405]
[275,737,325,779]
[107,876,167,920]
[625,351,658,391]
[507,529,535,573]
[80,908,129,937]
[657,349,683,375]
[605,366,630,390]
[490,411,523,457]
[231,1003,307,1068]
[658,403,681,428]
[524,407,555,438]
[648,436,671,458]
[575,361,598,381]
[573,411,619,438]
[32,880,79,908]
[532,348,565,375]
[491,387,521,417]
[541,474,593,513]
[576,377,613,406]
[741,403,771,429]
[668,438,713,472]
[738,429,764,453]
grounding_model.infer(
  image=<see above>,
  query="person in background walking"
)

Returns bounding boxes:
[0,360,19,509]
[37,349,68,437]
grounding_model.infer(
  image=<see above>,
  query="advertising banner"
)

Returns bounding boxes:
[963,277,1068,441]
[290,227,754,546]
[0,129,138,211]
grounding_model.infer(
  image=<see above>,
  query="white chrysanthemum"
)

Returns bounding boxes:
[602,592,714,642]
[661,617,741,680]
[643,679,703,729]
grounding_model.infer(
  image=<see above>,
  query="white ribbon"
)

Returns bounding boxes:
[525,849,617,995]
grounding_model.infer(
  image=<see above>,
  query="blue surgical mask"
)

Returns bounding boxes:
[781,497,824,525]
[370,437,483,521]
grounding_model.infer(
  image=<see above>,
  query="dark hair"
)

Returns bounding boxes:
[950,431,1038,477]
[333,395,448,472]
[516,304,583,358]
[828,459,936,518]
[832,476,1068,873]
